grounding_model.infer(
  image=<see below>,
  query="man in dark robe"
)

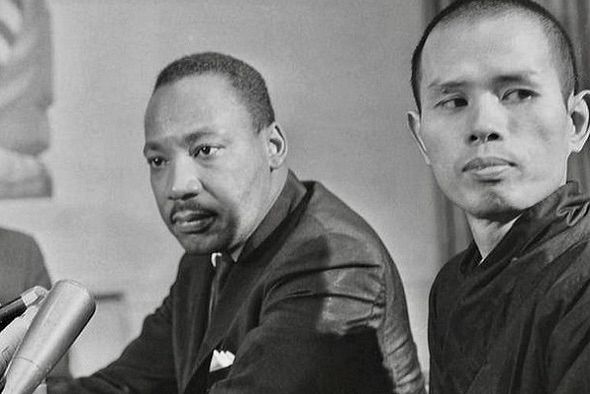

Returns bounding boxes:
[407,0,590,393]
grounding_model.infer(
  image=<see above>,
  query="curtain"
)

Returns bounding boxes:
[425,0,590,259]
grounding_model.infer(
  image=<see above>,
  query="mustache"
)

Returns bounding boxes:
[169,200,214,221]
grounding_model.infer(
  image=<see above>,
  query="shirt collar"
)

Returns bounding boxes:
[210,247,242,268]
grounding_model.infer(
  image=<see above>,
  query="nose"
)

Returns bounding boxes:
[467,95,506,145]
[168,156,202,200]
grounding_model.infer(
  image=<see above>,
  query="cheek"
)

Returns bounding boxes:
[518,101,570,140]
[207,173,253,215]
[420,117,462,166]
[150,177,170,214]
[423,135,459,173]
[229,154,268,195]
[150,176,165,199]
[516,117,570,161]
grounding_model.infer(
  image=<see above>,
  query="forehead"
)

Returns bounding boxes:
[144,73,250,137]
[420,13,557,91]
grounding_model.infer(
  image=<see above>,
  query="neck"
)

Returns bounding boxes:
[267,166,289,211]
[466,214,520,260]
[228,167,288,259]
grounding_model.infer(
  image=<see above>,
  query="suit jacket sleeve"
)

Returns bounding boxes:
[48,288,178,393]
[210,233,423,394]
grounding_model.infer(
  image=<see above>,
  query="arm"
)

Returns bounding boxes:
[211,235,424,394]
[48,292,178,394]
[545,281,590,393]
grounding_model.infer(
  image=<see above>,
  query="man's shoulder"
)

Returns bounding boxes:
[299,180,385,243]
[258,179,397,296]
[293,180,392,262]
[0,227,41,267]
[526,196,590,298]
[543,234,590,298]
[0,226,37,247]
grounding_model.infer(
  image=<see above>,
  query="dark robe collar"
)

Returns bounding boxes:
[463,181,590,274]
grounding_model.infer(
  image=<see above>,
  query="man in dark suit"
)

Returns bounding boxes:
[43,52,425,393]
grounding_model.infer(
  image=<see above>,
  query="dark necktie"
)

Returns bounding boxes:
[209,252,233,319]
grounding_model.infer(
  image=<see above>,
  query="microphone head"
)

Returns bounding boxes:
[3,280,96,394]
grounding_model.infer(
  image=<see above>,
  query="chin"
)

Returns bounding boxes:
[460,190,524,222]
[175,235,218,255]
[469,205,522,222]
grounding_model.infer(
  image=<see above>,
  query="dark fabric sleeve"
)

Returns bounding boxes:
[210,235,424,394]
[427,254,465,394]
[544,278,590,393]
[22,237,52,291]
[380,261,426,394]
[48,291,178,393]
[427,266,445,394]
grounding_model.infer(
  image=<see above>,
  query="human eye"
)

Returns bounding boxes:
[191,145,221,159]
[146,155,167,169]
[437,96,468,110]
[502,89,536,103]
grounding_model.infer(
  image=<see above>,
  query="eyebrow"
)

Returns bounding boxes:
[426,71,539,93]
[182,128,218,146]
[427,80,468,92]
[424,80,470,102]
[492,73,538,86]
[142,127,219,155]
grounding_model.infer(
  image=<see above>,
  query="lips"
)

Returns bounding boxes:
[463,157,514,172]
[462,156,516,180]
[170,208,216,233]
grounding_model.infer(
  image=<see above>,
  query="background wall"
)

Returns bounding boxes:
[0,0,440,376]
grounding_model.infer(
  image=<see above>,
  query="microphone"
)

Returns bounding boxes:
[2,280,96,394]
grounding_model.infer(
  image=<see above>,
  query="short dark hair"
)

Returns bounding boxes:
[154,52,275,132]
[410,0,578,112]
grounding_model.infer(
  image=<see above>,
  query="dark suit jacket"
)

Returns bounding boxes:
[0,228,50,303]
[50,173,424,393]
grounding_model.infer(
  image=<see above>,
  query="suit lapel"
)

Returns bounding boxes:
[197,256,269,368]
[178,256,214,393]
[182,255,270,393]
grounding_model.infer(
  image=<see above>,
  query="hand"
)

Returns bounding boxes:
[0,304,42,390]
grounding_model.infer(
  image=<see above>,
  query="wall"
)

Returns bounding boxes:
[0,0,439,375]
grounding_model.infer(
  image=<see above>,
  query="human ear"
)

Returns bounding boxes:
[264,122,287,169]
[568,90,590,153]
[407,111,431,165]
